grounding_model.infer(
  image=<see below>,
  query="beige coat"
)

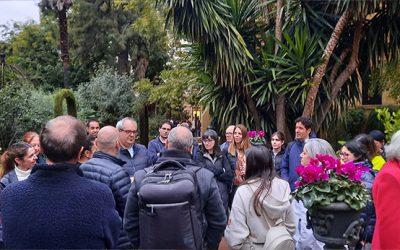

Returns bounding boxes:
[225,177,296,249]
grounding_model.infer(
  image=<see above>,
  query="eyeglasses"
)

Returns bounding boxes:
[119,129,137,135]
[202,139,215,143]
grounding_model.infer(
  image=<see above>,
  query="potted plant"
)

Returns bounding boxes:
[292,154,371,248]
[247,130,266,146]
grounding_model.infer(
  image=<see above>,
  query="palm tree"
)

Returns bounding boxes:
[40,0,73,88]
[160,0,400,134]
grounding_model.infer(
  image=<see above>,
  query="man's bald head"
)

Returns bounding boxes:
[167,126,193,152]
[40,115,86,163]
[95,126,119,156]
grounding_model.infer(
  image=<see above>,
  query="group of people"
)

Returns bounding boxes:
[0,115,399,249]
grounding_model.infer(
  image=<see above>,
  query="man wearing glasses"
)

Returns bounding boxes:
[117,117,150,178]
[220,125,235,152]
[148,120,173,164]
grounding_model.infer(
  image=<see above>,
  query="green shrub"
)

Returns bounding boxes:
[375,107,400,142]
[76,65,135,125]
[54,88,77,117]
[0,82,53,150]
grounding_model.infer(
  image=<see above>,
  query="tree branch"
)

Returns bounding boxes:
[302,10,349,118]
[316,21,363,131]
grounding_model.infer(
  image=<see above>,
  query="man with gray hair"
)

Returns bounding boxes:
[220,125,235,152]
[124,126,226,249]
[80,126,132,248]
[116,117,150,177]
[1,116,121,249]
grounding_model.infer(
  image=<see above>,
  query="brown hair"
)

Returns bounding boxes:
[0,142,32,178]
[271,131,285,142]
[23,131,39,144]
[228,124,251,156]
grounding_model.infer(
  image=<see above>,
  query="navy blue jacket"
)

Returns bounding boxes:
[280,139,305,191]
[124,149,226,249]
[118,143,150,176]
[0,170,18,187]
[148,137,166,164]
[80,151,132,248]
[356,160,376,244]
[0,163,121,249]
[0,183,3,246]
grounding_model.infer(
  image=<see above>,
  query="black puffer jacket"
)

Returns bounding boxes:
[196,152,234,189]
[80,151,132,249]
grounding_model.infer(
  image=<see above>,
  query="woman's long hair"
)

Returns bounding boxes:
[0,142,32,178]
[228,124,251,156]
[243,146,275,216]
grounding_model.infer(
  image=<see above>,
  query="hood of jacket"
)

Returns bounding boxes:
[247,177,292,221]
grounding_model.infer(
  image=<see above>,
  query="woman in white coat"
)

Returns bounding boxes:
[225,146,296,249]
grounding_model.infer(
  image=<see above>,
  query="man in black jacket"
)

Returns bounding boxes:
[124,126,226,249]
[80,126,132,249]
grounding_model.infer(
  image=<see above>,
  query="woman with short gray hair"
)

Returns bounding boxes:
[300,138,335,166]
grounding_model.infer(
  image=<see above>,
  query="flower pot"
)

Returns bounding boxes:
[308,202,363,249]
[250,142,265,147]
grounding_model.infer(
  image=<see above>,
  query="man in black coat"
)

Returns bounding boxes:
[124,126,226,249]
[0,116,121,249]
[80,126,132,248]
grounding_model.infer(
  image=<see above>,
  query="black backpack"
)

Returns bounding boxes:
[137,160,203,249]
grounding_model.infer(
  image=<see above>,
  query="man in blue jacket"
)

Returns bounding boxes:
[148,120,172,164]
[116,117,150,177]
[80,126,132,248]
[281,116,313,191]
[0,115,121,249]
[280,117,324,250]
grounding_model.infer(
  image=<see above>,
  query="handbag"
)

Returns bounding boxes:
[263,218,294,250]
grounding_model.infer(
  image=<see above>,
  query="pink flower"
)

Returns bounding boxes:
[315,154,337,171]
[247,131,257,138]
[258,130,265,137]
[296,163,328,184]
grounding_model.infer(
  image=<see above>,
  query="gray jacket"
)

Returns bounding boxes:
[225,178,296,249]
[124,149,227,249]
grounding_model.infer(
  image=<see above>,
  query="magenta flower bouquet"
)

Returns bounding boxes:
[292,154,370,214]
[247,130,266,144]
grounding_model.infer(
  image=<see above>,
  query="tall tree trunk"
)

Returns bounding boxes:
[302,10,349,118]
[58,8,70,88]
[316,22,363,131]
[135,56,149,80]
[244,90,261,130]
[117,47,130,74]
[274,0,289,136]
[135,42,150,146]
[139,104,149,146]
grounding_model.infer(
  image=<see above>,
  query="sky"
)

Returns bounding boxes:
[0,0,40,26]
